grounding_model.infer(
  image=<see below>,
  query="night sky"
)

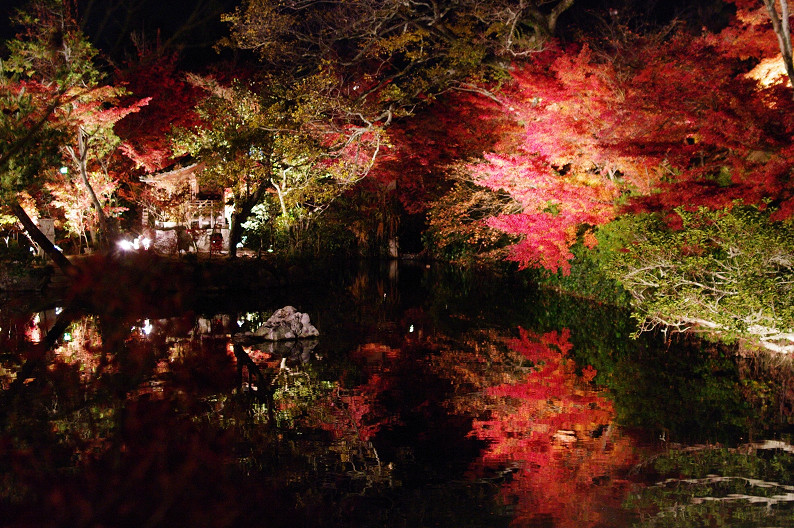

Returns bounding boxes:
[1,0,237,67]
[1,0,737,69]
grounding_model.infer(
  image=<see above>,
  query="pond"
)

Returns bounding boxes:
[2,259,794,527]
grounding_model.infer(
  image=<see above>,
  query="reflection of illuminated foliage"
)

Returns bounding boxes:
[436,327,640,527]
[192,356,397,505]
[2,316,328,524]
[430,329,530,410]
[314,377,396,471]
[628,443,794,527]
[52,316,104,380]
[268,358,397,482]
[272,369,334,429]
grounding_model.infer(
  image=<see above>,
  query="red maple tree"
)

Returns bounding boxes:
[465,17,794,272]
[114,51,203,174]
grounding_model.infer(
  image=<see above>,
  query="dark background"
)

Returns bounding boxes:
[1,0,737,69]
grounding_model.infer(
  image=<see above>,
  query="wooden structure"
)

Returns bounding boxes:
[140,163,232,254]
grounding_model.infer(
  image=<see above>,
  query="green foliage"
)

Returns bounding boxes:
[0,237,35,265]
[1,1,98,186]
[172,74,380,255]
[1,1,138,255]
[3,3,100,87]
[628,446,794,527]
[220,0,566,114]
[0,212,17,227]
[601,205,794,350]
[240,201,276,253]
[0,73,66,200]
[535,241,632,307]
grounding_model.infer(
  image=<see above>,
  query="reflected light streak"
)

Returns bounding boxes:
[26,314,42,344]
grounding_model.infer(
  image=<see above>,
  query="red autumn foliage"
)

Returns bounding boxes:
[469,328,638,527]
[318,373,397,443]
[466,18,794,272]
[709,0,781,62]
[475,153,617,274]
[114,52,203,173]
[369,91,518,214]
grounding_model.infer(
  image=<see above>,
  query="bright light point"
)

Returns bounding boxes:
[142,319,153,335]
[59,166,68,174]
[236,242,244,248]
[63,332,72,342]
[141,237,152,250]
[55,307,63,315]
[747,57,790,88]
[237,319,244,327]
[117,240,133,251]
[409,324,414,333]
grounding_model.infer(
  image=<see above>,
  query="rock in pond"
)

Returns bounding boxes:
[253,306,319,340]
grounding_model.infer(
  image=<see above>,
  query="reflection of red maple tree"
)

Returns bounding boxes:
[319,375,393,444]
[468,328,638,527]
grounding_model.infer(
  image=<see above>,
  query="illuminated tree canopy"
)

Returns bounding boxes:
[2,0,794,350]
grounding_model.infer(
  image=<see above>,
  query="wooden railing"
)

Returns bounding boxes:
[190,199,221,211]
[142,199,228,228]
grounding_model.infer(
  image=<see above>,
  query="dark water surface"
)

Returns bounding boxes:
[1,260,793,527]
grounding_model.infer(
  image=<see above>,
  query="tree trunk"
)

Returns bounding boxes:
[10,200,75,275]
[764,0,794,95]
[272,178,288,218]
[228,212,241,259]
[227,185,267,259]
[67,127,116,249]
[546,0,576,35]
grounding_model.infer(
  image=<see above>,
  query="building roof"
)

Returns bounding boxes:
[140,162,205,195]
